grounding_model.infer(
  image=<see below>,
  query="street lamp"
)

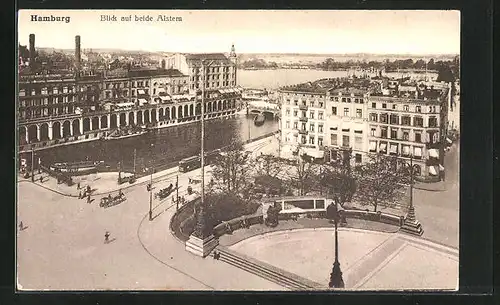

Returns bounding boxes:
[185,58,219,257]
[148,143,154,221]
[31,145,35,182]
[400,154,424,235]
[327,196,345,288]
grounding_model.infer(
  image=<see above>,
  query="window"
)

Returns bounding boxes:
[356,109,362,118]
[309,111,315,119]
[403,105,409,111]
[414,117,424,127]
[332,106,337,115]
[381,127,388,138]
[310,123,315,132]
[302,111,307,118]
[403,131,409,140]
[331,134,338,145]
[310,101,315,107]
[318,125,324,133]
[402,116,411,125]
[342,98,346,103]
[355,136,363,149]
[415,132,422,143]
[359,98,364,104]
[372,102,376,108]
[390,114,399,125]
[318,137,323,146]
[355,153,362,163]
[309,136,315,145]
[335,97,339,102]
[286,121,290,129]
[294,100,298,106]
[416,106,421,113]
[301,123,306,131]
[342,135,350,147]
[428,116,437,127]
[370,113,378,122]
[286,109,290,116]
[293,110,298,117]
[390,128,397,139]
[382,103,387,109]
[293,122,298,129]
[371,128,376,136]
[301,136,307,144]
[318,112,324,120]
[380,113,388,123]
[344,108,349,117]
[319,101,324,108]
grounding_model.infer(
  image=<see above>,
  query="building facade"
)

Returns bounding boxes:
[279,79,450,178]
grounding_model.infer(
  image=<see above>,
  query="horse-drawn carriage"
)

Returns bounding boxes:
[154,184,174,200]
[100,192,126,208]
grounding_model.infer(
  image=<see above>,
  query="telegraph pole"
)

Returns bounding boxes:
[31,146,35,182]
[176,175,179,211]
[133,148,137,174]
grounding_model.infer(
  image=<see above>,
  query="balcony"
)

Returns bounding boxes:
[299,104,308,111]
[298,129,308,135]
[299,116,308,122]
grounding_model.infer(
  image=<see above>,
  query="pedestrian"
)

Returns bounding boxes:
[19,221,24,231]
[78,191,82,199]
[104,231,110,243]
[87,194,91,204]
[77,182,80,189]
[87,185,91,193]
[39,176,43,183]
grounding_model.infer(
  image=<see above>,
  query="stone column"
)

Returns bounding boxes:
[107,114,111,128]
[79,118,83,134]
[117,113,121,127]
[36,125,40,142]
[155,109,159,122]
[25,127,29,143]
[70,122,74,136]
[48,122,53,140]
[125,113,129,125]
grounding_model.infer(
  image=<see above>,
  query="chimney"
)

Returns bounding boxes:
[29,34,36,67]
[75,35,81,70]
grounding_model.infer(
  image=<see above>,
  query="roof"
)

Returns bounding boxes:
[185,53,229,61]
[127,68,185,78]
[328,87,368,96]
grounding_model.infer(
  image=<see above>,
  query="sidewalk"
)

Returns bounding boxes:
[414,181,446,192]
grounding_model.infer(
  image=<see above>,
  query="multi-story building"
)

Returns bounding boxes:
[280,89,328,159]
[325,88,370,165]
[17,34,240,153]
[279,78,451,179]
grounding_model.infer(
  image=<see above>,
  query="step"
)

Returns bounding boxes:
[217,248,324,290]
[217,253,307,290]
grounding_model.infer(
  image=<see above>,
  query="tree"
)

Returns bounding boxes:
[210,141,254,195]
[288,156,319,196]
[436,64,456,83]
[320,149,357,207]
[353,153,410,212]
[254,154,287,179]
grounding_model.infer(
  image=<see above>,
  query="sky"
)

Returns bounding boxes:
[18,10,460,55]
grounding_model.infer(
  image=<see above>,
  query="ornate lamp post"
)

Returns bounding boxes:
[185,58,219,257]
[400,154,424,235]
[327,197,345,288]
[148,143,154,221]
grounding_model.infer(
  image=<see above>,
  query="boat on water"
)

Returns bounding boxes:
[254,113,266,126]
[102,128,148,141]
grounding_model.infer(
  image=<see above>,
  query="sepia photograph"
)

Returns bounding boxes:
[16,9,460,291]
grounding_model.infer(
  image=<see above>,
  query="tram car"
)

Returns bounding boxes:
[100,193,126,208]
[154,184,174,200]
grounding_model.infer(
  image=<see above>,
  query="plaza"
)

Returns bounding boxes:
[17,135,459,290]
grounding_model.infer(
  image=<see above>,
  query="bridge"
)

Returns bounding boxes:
[245,100,280,117]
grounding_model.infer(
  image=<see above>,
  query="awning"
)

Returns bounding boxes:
[157,88,166,94]
[402,145,410,155]
[116,102,134,107]
[429,149,439,158]
[390,144,398,154]
[379,143,387,151]
[446,138,453,144]
[138,98,148,105]
[429,166,438,176]
[439,164,445,171]
[137,89,146,95]
[369,141,377,151]
[414,147,422,157]
[160,95,171,101]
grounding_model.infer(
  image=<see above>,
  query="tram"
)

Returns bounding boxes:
[178,149,222,173]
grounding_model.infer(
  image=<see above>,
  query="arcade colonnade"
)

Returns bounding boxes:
[19,100,237,144]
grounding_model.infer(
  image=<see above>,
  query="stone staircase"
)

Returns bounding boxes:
[215,247,325,291]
